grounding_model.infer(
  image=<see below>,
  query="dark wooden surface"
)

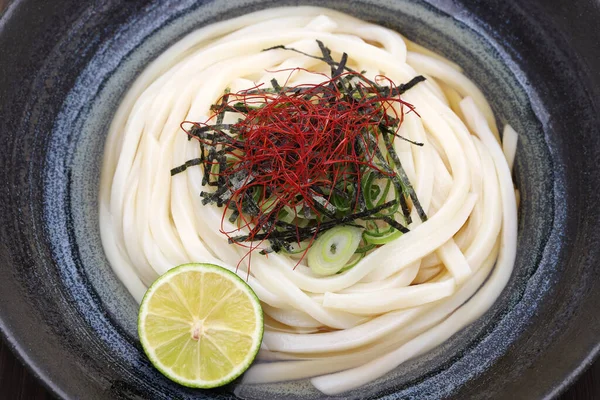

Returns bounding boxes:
[0,0,598,399]
[0,337,598,399]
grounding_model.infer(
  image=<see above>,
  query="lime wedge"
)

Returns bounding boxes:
[138,263,263,388]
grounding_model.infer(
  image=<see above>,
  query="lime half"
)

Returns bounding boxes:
[138,263,263,388]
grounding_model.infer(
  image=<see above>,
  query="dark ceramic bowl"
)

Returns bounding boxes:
[1,0,599,399]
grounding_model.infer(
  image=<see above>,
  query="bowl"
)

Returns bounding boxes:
[1,0,599,398]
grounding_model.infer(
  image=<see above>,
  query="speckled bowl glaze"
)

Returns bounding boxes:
[0,0,599,399]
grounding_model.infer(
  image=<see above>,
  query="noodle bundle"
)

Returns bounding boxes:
[100,7,518,395]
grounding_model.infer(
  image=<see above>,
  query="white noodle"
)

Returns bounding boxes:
[99,6,518,395]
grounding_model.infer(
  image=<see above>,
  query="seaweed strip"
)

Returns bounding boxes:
[382,216,410,234]
[170,158,203,176]
[380,126,428,222]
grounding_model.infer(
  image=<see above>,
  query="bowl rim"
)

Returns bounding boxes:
[1,0,600,399]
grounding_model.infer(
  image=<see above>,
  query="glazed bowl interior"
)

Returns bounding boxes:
[0,0,599,399]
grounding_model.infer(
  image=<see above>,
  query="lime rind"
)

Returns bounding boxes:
[138,263,264,388]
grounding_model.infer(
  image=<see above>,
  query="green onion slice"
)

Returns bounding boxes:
[363,225,403,245]
[307,226,363,276]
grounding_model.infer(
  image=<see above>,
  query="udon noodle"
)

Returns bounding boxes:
[99,7,518,395]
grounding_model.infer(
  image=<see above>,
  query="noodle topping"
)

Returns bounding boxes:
[172,41,427,270]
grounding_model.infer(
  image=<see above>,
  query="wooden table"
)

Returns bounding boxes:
[0,337,597,399]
